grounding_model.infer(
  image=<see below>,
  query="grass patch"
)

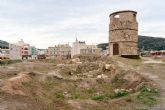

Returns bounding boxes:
[91,89,129,101]
[91,95,106,101]
[86,87,96,94]
[113,89,128,98]
[0,60,22,65]
[55,92,65,99]
[42,77,59,91]
[137,86,160,106]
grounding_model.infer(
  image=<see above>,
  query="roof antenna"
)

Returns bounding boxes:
[75,33,78,42]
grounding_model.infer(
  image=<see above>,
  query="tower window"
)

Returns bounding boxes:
[114,15,120,18]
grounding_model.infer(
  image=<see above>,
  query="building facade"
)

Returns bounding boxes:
[31,46,38,59]
[47,44,71,59]
[80,45,102,55]
[9,44,22,60]
[71,38,86,58]
[37,49,47,59]
[9,39,32,60]
[109,10,139,57]
[71,38,102,57]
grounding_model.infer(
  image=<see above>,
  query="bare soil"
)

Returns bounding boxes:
[0,57,163,110]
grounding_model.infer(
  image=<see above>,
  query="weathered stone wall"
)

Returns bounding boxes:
[110,30,138,42]
[109,10,138,56]
[119,42,138,55]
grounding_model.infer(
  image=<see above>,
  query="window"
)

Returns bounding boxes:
[133,14,136,17]
[114,15,120,18]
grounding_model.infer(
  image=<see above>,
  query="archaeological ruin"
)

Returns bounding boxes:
[109,10,139,57]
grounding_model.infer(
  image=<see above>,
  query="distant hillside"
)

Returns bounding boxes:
[138,35,165,51]
[97,43,108,50]
[97,35,165,51]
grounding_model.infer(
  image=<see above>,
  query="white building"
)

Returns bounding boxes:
[71,38,86,58]
[71,38,102,58]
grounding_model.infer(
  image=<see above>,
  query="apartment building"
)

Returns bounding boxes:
[47,44,71,59]
[9,39,32,60]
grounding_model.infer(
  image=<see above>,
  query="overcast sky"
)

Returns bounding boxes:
[0,0,164,48]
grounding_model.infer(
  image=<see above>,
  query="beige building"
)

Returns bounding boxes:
[9,44,22,60]
[71,38,102,57]
[47,44,71,59]
[80,45,101,55]
[109,10,139,57]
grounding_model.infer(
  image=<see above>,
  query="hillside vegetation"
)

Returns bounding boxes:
[97,35,165,51]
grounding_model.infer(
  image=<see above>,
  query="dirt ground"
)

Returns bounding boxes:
[0,57,164,110]
[114,56,165,110]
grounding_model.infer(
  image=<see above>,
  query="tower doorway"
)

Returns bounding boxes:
[113,43,119,55]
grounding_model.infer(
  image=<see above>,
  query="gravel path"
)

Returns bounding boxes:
[140,57,165,110]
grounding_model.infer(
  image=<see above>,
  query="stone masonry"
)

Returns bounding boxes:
[109,10,139,56]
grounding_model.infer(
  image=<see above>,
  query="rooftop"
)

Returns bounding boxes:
[110,10,137,16]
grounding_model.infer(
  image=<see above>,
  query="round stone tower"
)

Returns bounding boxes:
[109,10,138,57]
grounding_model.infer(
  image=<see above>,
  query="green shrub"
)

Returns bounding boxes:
[137,86,160,106]
[91,95,105,101]
[113,89,128,98]
[55,92,64,99]
[139,86,159,94]
[87,88,96,94]
[74,92,81,99]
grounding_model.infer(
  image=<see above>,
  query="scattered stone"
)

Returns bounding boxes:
[48,71,63,79]
[104,64,116,71]
[70,75,78,81]
[105,64,111,70]
[76,62,83,64]
[72,58,80,63]
[63,91,72,98]
[97,74,108,79]
[57,64,65,68]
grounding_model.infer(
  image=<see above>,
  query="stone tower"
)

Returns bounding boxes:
[109,10,138,57]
